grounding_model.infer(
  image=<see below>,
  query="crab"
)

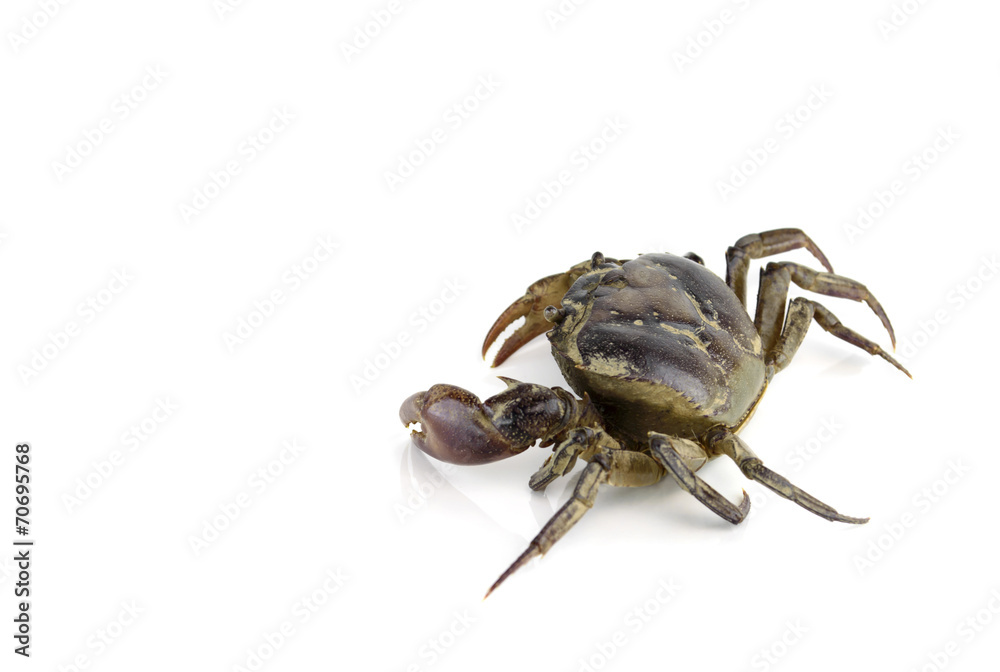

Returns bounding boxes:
[399,229,909,597]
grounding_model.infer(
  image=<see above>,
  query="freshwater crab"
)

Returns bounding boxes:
[399,229,909,597]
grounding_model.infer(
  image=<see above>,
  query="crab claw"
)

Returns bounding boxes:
[482,260,606,367]
[481,291,547,368]
[400,385,524,465]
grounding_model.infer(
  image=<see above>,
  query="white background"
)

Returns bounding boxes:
[2,1,999,670]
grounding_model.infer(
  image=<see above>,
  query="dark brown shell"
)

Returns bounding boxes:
[547,253,766,446]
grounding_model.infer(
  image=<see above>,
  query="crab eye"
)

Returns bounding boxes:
[684,252,705,265]
[544,305,565,323]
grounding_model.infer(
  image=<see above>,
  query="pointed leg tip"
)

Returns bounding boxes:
[881,314,896,349]
[838,514,870,525]
[486,545,540,599]
[721,489,751,524]
[483,575,506,601]
[880,321,897,350]
[737,489,751,517]
[890,352,912,378]
[883,353,911,379]
[807,242,833,274]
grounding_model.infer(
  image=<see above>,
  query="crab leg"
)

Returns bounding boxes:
[706,427,869,524]
[649,433,750,524]
[482,257,614,367]
[485,454,609,599]
[528,427,591,491]
[752,265,791,354]
[765,297,910,378]
[726,228,833,307]
[762,261,898,347]
[486,431,662,598]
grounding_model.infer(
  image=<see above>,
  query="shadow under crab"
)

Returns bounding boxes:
[399,228,909,597]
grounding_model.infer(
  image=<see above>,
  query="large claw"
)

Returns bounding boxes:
[400,385,523,465]
[482,259,600,367]
[400,380,580,465]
